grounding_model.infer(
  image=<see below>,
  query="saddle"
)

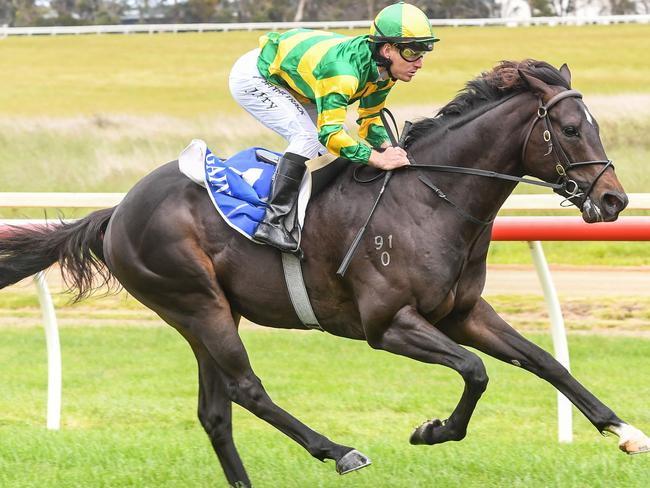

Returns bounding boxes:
[178,139,346,240]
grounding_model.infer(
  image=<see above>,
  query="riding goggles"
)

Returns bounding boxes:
[397,45,429,62]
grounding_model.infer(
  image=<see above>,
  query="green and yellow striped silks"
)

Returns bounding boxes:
[256,30,394,163]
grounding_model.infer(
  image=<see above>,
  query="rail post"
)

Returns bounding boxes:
[528,241,573,442]
[34,271,62,430]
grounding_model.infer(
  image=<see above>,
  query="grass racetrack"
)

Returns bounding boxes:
[1,23,650,487]
[1,321,650,487]
[1,281,650,487]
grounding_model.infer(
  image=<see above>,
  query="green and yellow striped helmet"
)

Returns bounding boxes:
[369,2,439,50]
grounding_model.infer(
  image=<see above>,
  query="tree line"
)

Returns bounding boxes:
[0,0,645,27]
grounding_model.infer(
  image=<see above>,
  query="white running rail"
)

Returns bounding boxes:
[1,14,649,37]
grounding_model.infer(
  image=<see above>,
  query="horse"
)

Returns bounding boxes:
[1,59,648,487]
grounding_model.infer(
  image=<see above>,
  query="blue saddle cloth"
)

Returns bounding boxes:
[204,146,280,238]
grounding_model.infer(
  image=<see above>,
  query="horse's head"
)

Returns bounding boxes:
[519,63,628,222]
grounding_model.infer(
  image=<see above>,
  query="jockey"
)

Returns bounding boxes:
[229,2,439,252]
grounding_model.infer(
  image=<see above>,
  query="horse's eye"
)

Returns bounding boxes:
[563,126,579,137]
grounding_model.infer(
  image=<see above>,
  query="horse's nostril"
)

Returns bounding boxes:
[602,192,628,213]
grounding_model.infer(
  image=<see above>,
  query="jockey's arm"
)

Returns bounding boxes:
[315,71,371,163]
[317,115,408,170]
[356,84,409,169]
[315,63,409,169]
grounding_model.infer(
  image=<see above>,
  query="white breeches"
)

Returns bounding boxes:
[229,48,328,159]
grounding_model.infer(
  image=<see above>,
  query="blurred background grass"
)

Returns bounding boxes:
[1,25,649,117]
[0,25,648,263]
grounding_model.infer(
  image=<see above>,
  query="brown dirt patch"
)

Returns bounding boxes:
[2,266,649,336]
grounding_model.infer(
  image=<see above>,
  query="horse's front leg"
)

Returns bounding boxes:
[440,297,650,455]
[365,305,489,445]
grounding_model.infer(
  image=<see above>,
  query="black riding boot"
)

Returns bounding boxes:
[253,152,308,252]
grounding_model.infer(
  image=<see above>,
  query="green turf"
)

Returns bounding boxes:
[487,241,650,266]
[1,25,649,117]
[1,24,648,195]
[0,114,648,193]
[1,325,649,487]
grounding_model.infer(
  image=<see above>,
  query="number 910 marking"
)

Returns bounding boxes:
[374,234,393,267]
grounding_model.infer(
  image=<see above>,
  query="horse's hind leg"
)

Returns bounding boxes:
[366,305,489,445]
[195,344,251,487]
[199,313,368,474]
[440,298,650,454]
[152,289,369,477]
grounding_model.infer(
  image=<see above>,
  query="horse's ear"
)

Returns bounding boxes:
[559,63,572,87]
[518,69,553,99]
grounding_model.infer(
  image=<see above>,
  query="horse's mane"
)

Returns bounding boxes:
[405,59,570,146]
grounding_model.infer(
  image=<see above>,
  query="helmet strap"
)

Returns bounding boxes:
[372,43,397,81]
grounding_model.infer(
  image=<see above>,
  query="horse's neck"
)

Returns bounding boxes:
[307,95,535,247]
[408,95,533,222]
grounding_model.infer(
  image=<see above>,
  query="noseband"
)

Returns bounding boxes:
[521,89,614,209]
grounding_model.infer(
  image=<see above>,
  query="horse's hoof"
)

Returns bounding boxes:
[620,438,650,455]
[336,449,371,475]
[606,423,650,455]
[409,418,443,445]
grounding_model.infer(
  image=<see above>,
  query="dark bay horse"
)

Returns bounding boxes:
[1,60,648,486]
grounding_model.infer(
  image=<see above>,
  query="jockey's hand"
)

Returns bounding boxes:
[368,147,410,170]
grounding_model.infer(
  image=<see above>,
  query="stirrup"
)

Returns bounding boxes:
[253,222,304,258]
[253,222,298,248]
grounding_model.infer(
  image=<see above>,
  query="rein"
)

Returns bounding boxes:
[407,163,564,190]
[407,90,615,197]
[410,90,612,219]
[356,90,614,216]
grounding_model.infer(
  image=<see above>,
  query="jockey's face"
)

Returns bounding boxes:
[381,44,425,82]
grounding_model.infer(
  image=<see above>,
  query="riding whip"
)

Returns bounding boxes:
[336,111,411,278]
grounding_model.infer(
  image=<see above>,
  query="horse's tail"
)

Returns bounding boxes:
[0,207,116,301]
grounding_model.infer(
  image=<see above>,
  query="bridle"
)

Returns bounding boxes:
[521,89,614,210]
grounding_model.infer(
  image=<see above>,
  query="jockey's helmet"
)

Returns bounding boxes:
[369,2,439,53]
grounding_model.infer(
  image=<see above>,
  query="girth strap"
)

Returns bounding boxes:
[281,253,322,330]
